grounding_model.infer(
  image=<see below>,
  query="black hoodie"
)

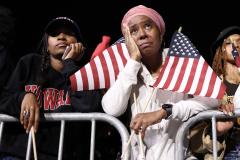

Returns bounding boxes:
[0,53,103,159]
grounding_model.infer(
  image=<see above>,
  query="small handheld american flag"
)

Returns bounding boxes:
[231,43,240,68]
[153,31,226,99]
[70,42,129,91]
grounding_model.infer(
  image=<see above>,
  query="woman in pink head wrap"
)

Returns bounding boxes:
[102,5,218,160]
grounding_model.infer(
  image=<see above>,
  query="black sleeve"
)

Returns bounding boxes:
[62,58,104,113]
[70,89,104,113]
[0,57,29,117]
[61,59,80,78]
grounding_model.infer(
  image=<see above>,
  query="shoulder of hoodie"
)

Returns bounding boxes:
[18,53,41,64]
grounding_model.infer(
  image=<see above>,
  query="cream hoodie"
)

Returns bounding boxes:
[102,50,219,160]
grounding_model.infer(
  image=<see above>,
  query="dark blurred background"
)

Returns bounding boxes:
[1,0,240,65]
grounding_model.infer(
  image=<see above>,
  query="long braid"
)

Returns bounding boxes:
[40,34,50,72]
[37,33,50,88]
[34,33,50,109]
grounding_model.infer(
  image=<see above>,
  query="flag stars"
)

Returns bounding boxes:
[168,32,201,58]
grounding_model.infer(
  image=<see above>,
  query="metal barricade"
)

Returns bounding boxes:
[175,108,240,160]
[0,113,130,160]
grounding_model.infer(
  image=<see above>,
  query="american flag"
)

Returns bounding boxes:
[231,43,240,68]
[153,31,226,99]
[70,42,129,91]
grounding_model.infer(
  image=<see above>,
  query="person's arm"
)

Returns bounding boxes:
[102,26,142,117]
[171,95,220,121]
[71,89,103,113]
[63,64,104,113]
[61,42,85,77]
[61,45,103,113]
[0,55,41,133]
[129,96,219,138]
[61,58,80,78]
[130,108,167,138]
[0,56,29,117]
[102,59,141,117]
[61,60,103,113]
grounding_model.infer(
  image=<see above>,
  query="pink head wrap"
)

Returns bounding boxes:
[121,5,165,36]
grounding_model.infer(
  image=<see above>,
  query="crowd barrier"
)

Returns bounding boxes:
[0,112,130,160]
[4,109,237,160]
[175,108,240,160]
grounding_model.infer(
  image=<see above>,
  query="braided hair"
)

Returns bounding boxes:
[36,33,50,88]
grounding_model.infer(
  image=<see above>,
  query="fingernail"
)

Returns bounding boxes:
[228,112,233,116]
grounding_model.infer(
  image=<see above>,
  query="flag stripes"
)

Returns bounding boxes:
[70,43,129,90]
[153,31,226,99]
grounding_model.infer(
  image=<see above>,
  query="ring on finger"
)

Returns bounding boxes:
[23,110,30,118]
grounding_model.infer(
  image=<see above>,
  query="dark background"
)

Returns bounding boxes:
[1,0,240,65]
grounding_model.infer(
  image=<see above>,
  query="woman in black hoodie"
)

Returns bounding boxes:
[0,17,103,160]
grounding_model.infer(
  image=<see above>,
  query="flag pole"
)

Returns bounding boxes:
[121,93,145,159]
[178,26,182,33]
[133,93,145,159]
[121,90,155,159]
[31,127,38,160]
